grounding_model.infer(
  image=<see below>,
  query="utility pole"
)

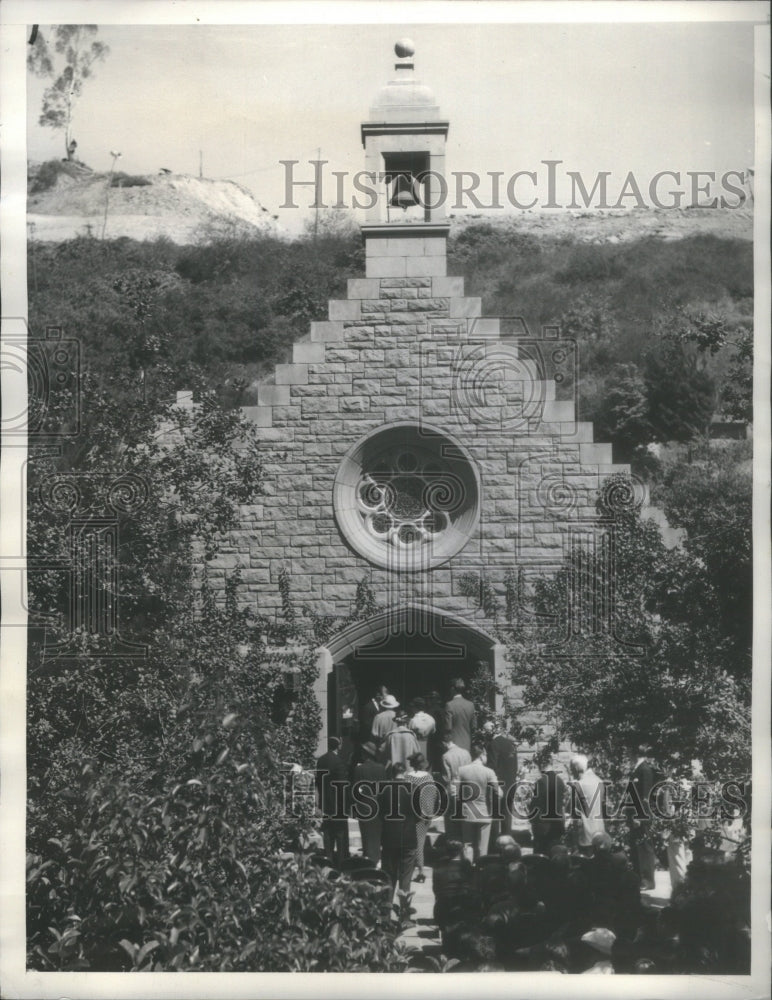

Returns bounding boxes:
[199,149,203,180]
[313,147,320,243]
[102,150,121,240]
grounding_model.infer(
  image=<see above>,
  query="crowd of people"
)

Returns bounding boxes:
[309,681,750,974]
[426,830,750,973]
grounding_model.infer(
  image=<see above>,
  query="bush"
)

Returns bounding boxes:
[110,171,152,187]
[27,715,406,972]
[29,158,86,194]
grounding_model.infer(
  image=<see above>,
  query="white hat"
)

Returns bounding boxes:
[581,928,616,956]
[381,695,400,709]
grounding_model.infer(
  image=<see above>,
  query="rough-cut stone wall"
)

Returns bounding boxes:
[211,263,627,651]
[201,243,631,757]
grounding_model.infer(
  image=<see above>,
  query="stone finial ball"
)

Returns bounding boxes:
[395,38,415,58]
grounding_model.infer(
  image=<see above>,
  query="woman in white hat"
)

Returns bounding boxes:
[371,694,400,752]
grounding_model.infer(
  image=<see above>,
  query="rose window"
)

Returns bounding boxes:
[334,425,480,570]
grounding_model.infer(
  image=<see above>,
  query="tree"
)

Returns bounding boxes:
[658,449,752,656]
[644,308,753,444]
[592,362,652,459]
[507,479,751,779]
[28,25,110,159]
[644,335,717,443]
[722,330,753,424]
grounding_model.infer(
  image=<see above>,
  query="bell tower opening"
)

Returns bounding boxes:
[361,38,450,255]
[383,152,430,222]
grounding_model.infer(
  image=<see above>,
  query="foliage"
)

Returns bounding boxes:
[110,171,152,188]
[669,856,751,973]
[643,311,716,442]
[450,225,753,456]
[465,660,502,721]
[302,206,360,241]
[27,25,110,158]
[302,571,381,647]
[457,572,503,625]
[506,476,750,780]
[657,447,752,655]
[641,307,753,445]
[28,229,363,393]
[590,362,652,459]
[721,329,753,423]
[29,158,87,194]
[27,713,407,972]
[28,227,750,446]
[24,234,344,969]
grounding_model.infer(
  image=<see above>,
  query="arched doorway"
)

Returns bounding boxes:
[323,604,502,747]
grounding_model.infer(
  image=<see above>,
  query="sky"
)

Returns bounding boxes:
[19,14,762,233]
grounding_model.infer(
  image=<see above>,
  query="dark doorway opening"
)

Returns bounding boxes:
[327,607,495,742]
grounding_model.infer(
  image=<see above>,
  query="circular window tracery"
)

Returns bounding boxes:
[334,424,480,571]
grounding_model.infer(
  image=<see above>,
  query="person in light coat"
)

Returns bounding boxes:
[567,753,607,856]
[456,741,503,862]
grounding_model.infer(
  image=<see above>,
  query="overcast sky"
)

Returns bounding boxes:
[22,15,760,232]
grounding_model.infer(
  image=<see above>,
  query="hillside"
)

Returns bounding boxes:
[450,205,753,244]
[27,159,752,246]
[27,161,284,243]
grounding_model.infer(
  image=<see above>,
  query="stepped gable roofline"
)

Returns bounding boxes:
[368,39,444,126]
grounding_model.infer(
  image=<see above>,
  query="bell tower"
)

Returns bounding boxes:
[361,39,450,279]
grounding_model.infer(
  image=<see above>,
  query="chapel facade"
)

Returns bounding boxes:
[218,43,632,756]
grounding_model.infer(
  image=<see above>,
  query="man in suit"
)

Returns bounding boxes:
[531,761,567,855]
[441,735,471,840]
[567,753,607,856]
[486,719,519,836]
[351,740,388,864]
[628,745,663,891]
[444,677,476,752]
[315,736,350,867]
[456,741,502,862]
[378,764,420,900]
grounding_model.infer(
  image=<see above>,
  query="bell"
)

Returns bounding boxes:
[390,174,418,210]
[396,186,417,210]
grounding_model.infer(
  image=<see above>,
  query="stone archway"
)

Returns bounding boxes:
[313,604,508,755]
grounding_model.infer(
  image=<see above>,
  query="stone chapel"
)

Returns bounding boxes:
[218,42,632,756]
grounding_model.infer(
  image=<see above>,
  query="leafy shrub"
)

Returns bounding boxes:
[29,158,86,194]
[555,244,627,284]
[27,728,407,971]
[110,171,152,187]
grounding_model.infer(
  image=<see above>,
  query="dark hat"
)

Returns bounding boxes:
[361,740,378,758]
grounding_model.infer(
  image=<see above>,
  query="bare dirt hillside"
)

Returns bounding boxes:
[449,205,753,243]
[27,163,285,243]
[27,161,752,245]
